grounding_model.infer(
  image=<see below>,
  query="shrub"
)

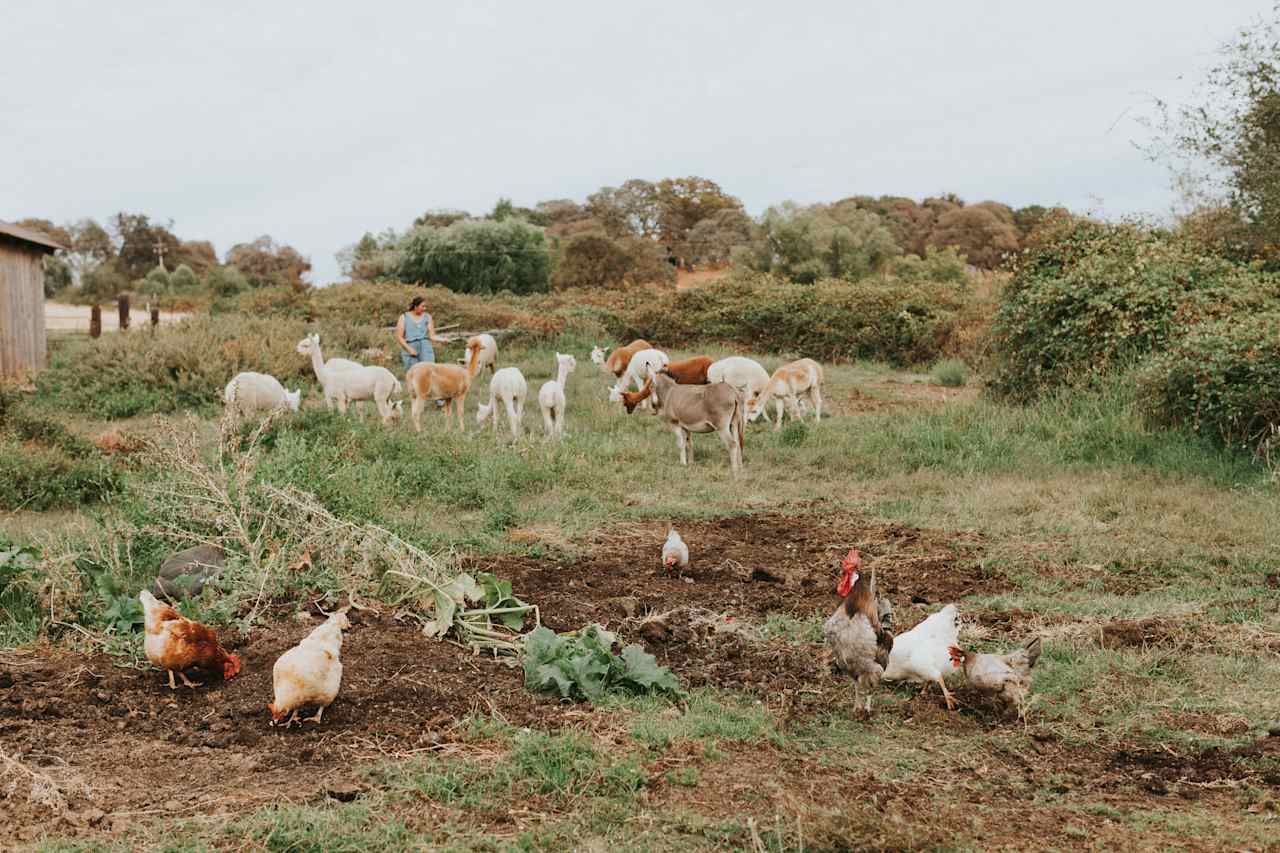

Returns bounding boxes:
[614,271,975,365]
[79,263,129,301]
[140,266,171,295]
[551,233,674,290]
[742,202,901,283]
[931,359,969,387]
[988,214,1280,400]
[395,219,551,294]
[33,315,387,418]
[1138,311,1280,453]
[0,441,120,510]
[169,264,200,291]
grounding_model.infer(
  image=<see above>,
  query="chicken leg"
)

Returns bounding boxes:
[178,671,204,689]
[307,705,326,725]
[937,676,956,711]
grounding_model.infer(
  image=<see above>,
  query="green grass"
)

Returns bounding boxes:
[8,336,1280,852]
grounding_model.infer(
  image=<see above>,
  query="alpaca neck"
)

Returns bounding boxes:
[309,340,329,385]
[555,363,570,389]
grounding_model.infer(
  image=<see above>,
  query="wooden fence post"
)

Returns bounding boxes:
[90,305,102,338]
[150,305,160,332]
[117,294,130,331]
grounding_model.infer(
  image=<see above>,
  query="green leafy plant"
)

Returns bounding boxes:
[523,624,684,703]
[80,560,144,634]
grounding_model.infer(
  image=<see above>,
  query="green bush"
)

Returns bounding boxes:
[33,315,387,418]
[395,219,552,294]
[931,358,969,387]
[140,265,171,295]
[169,264,199,291]
[988,214,1280,400]
[0,441,120,510]
[206,265,251,298]
[42,256,73,298]
[612,272,976,365]
[1138,311,1280,453]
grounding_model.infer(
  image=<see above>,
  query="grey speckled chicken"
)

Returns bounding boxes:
[823,550,893,701]
[949,636,1042,718]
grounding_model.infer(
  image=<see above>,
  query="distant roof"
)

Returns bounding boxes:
[0,221,66,253]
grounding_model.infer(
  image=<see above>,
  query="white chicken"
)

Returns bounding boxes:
[268,608,350,727]
[662,527,689,573]
[882,603,961,710]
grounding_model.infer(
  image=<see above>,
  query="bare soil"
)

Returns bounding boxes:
[1,510,1274,847]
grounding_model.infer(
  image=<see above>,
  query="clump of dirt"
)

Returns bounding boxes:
[1099,617,1190,650]
[1110,735,1280,791]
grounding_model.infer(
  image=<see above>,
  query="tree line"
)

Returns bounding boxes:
[14,213,311,301]
[341,178,1060,294]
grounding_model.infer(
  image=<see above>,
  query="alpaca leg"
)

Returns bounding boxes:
[674,428,688,465]
[542,405,555,437]
[811,386,822,422]
[504,395,520,441]
[411,398,424,432]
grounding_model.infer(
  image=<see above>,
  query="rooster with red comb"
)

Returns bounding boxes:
[823,549,894,712]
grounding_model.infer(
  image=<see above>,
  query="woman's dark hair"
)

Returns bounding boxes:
[408,296,426,311]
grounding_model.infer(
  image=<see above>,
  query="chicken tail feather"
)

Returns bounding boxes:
[1023,636,1042,669]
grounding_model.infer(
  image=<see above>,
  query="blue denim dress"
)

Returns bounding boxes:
[401,311,434,373]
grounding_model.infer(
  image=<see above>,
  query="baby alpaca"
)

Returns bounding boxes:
[538,352,577,439]
[476,366,528,440]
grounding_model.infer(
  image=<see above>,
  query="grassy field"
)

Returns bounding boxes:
[2,333,1279,851]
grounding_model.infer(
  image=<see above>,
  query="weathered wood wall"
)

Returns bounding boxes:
[0,238,47,378]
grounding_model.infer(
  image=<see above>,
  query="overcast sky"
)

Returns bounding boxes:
[3,1,1269,283]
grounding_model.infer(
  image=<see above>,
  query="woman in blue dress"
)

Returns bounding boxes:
[395,296,447,375]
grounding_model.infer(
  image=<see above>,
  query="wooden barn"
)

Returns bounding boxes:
[0,221,66,379]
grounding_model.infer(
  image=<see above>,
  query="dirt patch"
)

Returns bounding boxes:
[482,511,997,633]
[1099,617,1192,650]
[1110,736,1280,792]
[0,511,1015,844]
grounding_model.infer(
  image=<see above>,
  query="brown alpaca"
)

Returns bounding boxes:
[407,339,482,432]
[662,356,713,385]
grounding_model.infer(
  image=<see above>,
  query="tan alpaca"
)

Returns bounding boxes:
[407,339,483,432]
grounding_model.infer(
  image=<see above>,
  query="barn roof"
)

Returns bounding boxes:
[0,221,66,253]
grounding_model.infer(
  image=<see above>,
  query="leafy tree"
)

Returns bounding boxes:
[110,213,181,281]
[64,219,116,282]
[553,233,630,289]
[927,206,1020,268]
[80,263,128,300]
[395,219,551,294]
[743,201,900,282]
[42,256,72,297]
[534,199,586,230]
[226,236,311,289]
[413,209,469,229]
[686,207,753,265]
[652,176,745,257]
[14,218,71,248]
[173,240,218,276]
[490,197,516,221]
[1013,205,1052,236]
[1148,6,1280,261]
[586,180,660,239]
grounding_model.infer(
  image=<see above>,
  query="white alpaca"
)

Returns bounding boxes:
[476,366,528,439]
[608,348,669,410]
[708,356,772,424]
[538,352,577,439]
[460,334,499,375]
[223,372,301,416]
[297,334,402,424]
